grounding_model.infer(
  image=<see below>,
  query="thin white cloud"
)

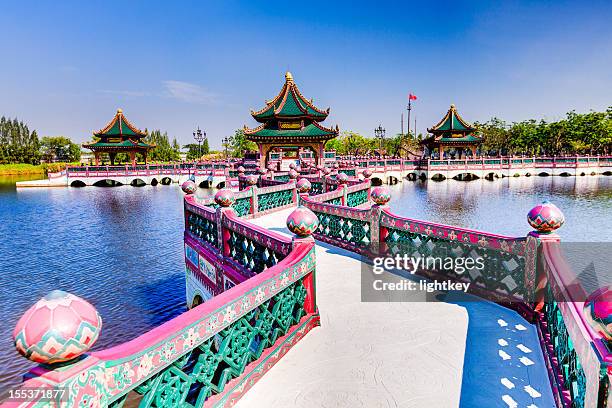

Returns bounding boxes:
[162,80,217,104]
[98,90,151,97]
[60,65,79,73]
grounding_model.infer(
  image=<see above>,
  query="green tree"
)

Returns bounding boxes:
[145,130,180,161]
[40,136,81,162]
[0,116,41,164]
[227,129,257,157]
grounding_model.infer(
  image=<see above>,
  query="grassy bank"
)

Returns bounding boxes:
[0,163,70,175]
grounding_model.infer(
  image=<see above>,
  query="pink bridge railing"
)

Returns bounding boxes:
[298,181,609,408]
[2,188,318,407]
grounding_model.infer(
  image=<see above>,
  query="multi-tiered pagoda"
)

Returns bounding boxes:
[84,109,154,166]
[244,72,338,168]
[422,104,483,158]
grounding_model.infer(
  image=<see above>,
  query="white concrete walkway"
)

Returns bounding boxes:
[239,208,468,408]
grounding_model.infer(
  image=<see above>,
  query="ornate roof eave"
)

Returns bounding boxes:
[93,109,147,137]
[428,104,475,133]
[250,72,330,122]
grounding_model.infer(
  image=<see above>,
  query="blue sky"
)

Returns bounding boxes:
[0,1,610,149]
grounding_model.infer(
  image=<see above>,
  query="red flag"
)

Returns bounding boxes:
[409,93,417,100]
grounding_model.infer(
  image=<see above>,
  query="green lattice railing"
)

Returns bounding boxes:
[381,223,528,300]
[541,297,587,407]
[107,279,307,407]
[314,210,371,247]
[258,189,294,212]
[233,197,251,217]
[187,211,219,249]
[226,227,287,275]
[346,189,368,207]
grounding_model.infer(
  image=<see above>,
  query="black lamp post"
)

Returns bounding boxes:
[193,127,206,159]
[374,124,386,154]
[222,137,230,161]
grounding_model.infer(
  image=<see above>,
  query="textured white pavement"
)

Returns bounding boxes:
[238,208,468,408]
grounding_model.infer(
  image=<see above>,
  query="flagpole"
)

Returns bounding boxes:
[401,113,404,136]
[407,98,412,154]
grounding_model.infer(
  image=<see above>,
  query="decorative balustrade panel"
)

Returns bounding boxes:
[233,197,251,217]
[346,189,368,207]
[315,211,371,247]
[310,181,324,195]
[380,211,529,300]
[223,217,292,276]
[541,297,587,408]
[187,211,219,249]
[258,189,294,212]
[110,279,309,408]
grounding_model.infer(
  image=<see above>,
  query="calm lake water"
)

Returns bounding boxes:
[0,174,610,393]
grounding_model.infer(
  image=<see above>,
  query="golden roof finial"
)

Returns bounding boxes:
[450,104,456,109]
[117,108,123,114]
[285,71,293,83]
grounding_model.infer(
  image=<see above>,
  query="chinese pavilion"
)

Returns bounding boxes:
[422,104,483,158]
[83,109,154,166]
[244,72,338,168]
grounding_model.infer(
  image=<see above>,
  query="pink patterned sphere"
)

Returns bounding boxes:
[13,290,102,364]
[289,163,296,169]
[337,172,348,184]
[181,180,197,194]
[362,169,373,179]
[214,189,235,207]
[584,286,612,341]
[286,206,319,237]
[371,186,391,205]
[527,201,565,233]
[245,174,259,186]
[323,167,331,175]
[237,166,245,174]
[289,169,299,179]
[296,178,312,193]
[316,165,324,171]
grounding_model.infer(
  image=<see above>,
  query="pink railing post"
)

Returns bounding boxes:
[250,185,258,216]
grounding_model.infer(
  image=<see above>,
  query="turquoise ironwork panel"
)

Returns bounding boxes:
[227,230,287,275]
[257,189,294,212]
[233,198,251,217]
[187,212,219,249]
[542,294,587,408]
[346,189,368,207]
[383,226,526,299]
[310,182,324,195]
[313,211,371,246]
[115,280,307,407]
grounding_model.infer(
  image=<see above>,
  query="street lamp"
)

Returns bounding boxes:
[222,137,230,161]
[374,124,386,154]
[193,127,206,159]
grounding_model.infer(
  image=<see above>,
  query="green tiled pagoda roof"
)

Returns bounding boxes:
[245,122,337,140]
[437,135,483,143]
[428,104,475,133]
[83,140,154,149]
[251,72,329,122]
[93,109,147,138]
